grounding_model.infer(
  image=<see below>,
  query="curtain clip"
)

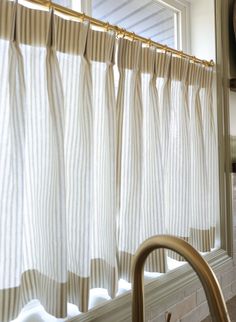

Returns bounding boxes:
[209,59,214,66]
[115,26,120,38]
[163,45,168,53]
[48,0,52,10]
[122,28,126,39]
[81,12,85,22]
[105,22,110,31]
[131,32,135,42]
[147,38,151,47]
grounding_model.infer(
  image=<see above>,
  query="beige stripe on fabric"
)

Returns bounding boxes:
[155,51,171,78]
[189,62,210,251]
[68,273,90,313]
[158,52,171,167]
[117,38,142,70]
[16,4,50,46]
[118,252,134,282]
[0,0,15,40]
[117,39,143,280]
[86,29,116,62]
[210,226,216,249]
[165,57,191,255]
[89,28,118,297]
[117,40,167,278]
[188,62,205,86]
[190,228,211,252]
[140,45,166,272]
[57,18,117,312]
[0,270,67,322]
[90,259,117,299]
[201,67,213,88]
[140,46,156,73]
[171,56,189,81]
[201,67,219,248]
[54,15,89,55]
[144,249,167,273]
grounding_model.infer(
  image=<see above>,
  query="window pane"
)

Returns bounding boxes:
[54,0,72,8]
[92,0,177,48]
[52,0,178,49]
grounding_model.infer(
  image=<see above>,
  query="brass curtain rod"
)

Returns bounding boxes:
[24,0,214,67]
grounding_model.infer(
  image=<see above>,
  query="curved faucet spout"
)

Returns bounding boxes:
[132,235,231,322]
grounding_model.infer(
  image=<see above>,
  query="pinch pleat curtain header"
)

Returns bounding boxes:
[0,1,214,78]
[0,1,218,321]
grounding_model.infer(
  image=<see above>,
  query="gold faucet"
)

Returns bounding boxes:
[132,235,231,322]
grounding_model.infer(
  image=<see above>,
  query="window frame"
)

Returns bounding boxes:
[215,0,233,255]
[157,0,191,51]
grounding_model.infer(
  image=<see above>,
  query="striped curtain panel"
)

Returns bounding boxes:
[0,1,219,321]
[117,40,166,280]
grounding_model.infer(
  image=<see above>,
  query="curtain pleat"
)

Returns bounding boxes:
[201,69,219,248]
[117,39,144,281]
[165,57,191,260]
[0,1,219,321]
[140,47,166,272]
[56,18,117,311]
[158,52,171,165]
[189,64,211,252]
[55,15,91,312]
[0,4,26,319]
[86,29,117,299]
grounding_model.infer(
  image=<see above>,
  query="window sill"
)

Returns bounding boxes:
[69,249,233,322]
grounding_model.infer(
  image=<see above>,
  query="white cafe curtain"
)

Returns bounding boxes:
[0,1,219,321]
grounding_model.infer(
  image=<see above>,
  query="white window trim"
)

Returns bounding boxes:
[155,0,191,51]
[71,0,92,15]
[67,0,234,321]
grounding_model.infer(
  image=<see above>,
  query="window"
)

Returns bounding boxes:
[2,0,232,322]
[53,0,188,50]
[92,0,177,48]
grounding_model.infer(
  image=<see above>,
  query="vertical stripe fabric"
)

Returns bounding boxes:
[0,1,219,321]
[140,47,166,272]
[201,68,219,248]
[165,57,191,260]
[189,64,210,251]
[117,39,144,281]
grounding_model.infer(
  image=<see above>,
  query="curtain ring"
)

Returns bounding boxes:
[148,38,151,47]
